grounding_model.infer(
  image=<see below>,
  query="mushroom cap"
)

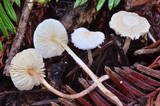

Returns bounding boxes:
[109,11,150,40]
[34,19,68,59]
[9,49,45,91]
[71,27,105,50]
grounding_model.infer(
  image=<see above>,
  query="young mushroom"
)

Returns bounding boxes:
[33,19,123,106]
[109,11,155,54]
[71,27,105,66]
[9,48,109,99]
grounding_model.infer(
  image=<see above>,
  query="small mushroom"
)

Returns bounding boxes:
[34,19,68,59]
[9,48,110,99]
[34,19,122,106]
[10,49,45,90]
[71,27,105,66]
[109,11,155,54]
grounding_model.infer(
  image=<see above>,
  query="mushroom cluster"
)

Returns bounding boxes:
[33,19,123,106]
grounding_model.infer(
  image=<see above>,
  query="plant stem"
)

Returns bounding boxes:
[59,41,123,106]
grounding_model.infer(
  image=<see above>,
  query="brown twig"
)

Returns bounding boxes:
[58,98,76,106]
[134,63,160,79]
[145,39,160,49]
[3,0,35,76]
[64,85,92,106]
[122,67,160,87]
[31,99,58,106]
[114,67,156,91]
[50,102,60,106]
[105,66,145,98]
[79,78,111,106]
[148,55,160,69]
[134,45,160,55]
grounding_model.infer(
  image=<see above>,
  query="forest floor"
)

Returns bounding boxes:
[0,0,160,106]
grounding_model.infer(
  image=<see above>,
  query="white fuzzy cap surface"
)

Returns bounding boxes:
[34,19,68,58]
[71,27,105,50]
[109,11,150,40]
[9,49,45,91]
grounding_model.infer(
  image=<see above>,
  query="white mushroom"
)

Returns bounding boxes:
[109,11,155,54]
[9,48,110,99]
[71,27,105,66]
[34,19,68,58]
[10,49,45,90]
[33,19,123,106]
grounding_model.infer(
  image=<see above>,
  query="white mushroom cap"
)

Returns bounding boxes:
[9,49,45,91]
[71,27,105,50]
[34,19,68,59]
[109,11,150,40]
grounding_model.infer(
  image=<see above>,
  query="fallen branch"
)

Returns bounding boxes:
[3,0,35,76]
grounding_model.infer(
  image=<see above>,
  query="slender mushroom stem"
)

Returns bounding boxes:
[33,70,109,99]
[56,39,123,106]
[148,32,156,43]
[87,49,93,67]
[122,37,132,54]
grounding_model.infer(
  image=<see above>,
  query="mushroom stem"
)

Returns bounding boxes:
[148,32,156,43]
[34,70,109,99]
[122,37,132,54]
[57,40,123,106]
[87,49,93,67]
